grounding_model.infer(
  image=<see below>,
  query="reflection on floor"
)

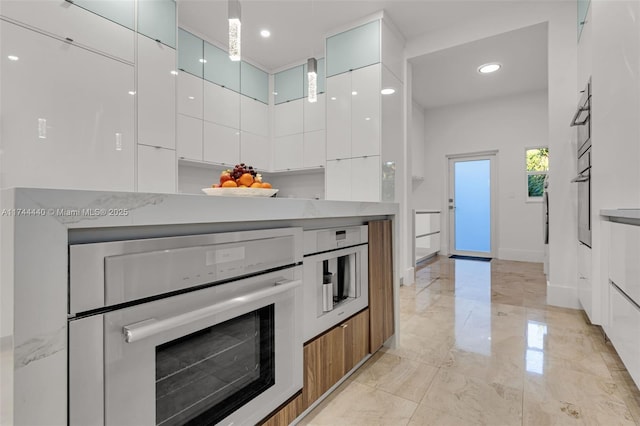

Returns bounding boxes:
[298,256,640,425]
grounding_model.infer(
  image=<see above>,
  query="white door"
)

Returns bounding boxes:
[448,154,496,258]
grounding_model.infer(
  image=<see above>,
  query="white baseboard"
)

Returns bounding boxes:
[497,248,545,263]
[546,280,581,309]
[403,267,415,286]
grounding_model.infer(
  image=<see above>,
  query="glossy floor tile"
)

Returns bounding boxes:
[298,256,640,426]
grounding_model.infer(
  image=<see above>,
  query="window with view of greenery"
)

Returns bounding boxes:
[526,147,549,198]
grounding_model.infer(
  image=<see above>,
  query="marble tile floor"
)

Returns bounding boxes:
[298,256,640,425]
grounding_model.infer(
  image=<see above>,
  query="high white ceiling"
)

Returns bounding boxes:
[178,1,549,108]
[410,22,548,109]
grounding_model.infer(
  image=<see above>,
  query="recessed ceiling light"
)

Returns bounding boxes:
[7,55,19,61]
[260,29,271,38]
[381,88,395,95]
[478,63,501,74]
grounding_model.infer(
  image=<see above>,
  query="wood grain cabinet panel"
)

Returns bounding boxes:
[344,309,370,372]
[302,325,344,409]
[368,220,394,352]
[260,394,303,426]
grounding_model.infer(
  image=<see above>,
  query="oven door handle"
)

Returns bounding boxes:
[570,174,589,183]
[123,279,301,343]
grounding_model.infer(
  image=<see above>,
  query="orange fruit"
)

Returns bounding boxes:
[238,184,248,188]
[238,173,254,187]
[261,182,272,189]
[221,180,238,188]
[250,182,262,188]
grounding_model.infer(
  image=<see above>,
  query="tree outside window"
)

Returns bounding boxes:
[526,147,549,199]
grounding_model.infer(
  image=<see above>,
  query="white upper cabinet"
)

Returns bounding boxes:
[326,20,380,77]
[274,99,304,137]
[241,133,270,172]
[274,66,304,104]
[204,42,240,92]
[137,0,176,48]
[351,64,381,157]
[203,121,240,166]
[137,144,176,193]
[351,156,381,202]
[240,61,269,104]
[326,72,352,160]
[325,159,352,200]
[1,21,135,191]
[240,97,269,137]
[304,93,326,132]
[273,134,303,171]
[177,114,203,161]
[137,35,176,149]
[177,73,203,119]
[204,81,240,129]
[1,0,135,62]
[178,28,203,78]
[303,130,326,168]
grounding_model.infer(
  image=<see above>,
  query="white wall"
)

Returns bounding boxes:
[405,1,578,308]
[411,100,426,180]
[413,90,548,262]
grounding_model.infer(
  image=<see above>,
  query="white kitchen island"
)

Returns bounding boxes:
[0,188,398,425]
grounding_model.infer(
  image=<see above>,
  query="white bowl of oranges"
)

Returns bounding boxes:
[202,164,278,197]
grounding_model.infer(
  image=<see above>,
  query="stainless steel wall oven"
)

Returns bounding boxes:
[571,80,591,247]
[68,228,303,426]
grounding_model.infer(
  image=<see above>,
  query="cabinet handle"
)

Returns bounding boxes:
[155,39,162,43]
[341,324,348,329]
[65,0,74,3]
[65,37,74,43]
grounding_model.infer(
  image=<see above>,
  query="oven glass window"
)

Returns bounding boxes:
[155,305,275,425]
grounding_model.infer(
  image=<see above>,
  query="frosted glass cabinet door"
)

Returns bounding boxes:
[178,28,203,77]
[274,65,303,104]
[137,145,176,193]
[204,42,240,92]
[137,35,176,149]
[138,0,176,48]
[326,20,380,77]
[326,73,351,160]
[1,22,135,191]
[204,81,240,129]
[326,159,352,200]
[351,64,380,157]
[240,61,269,104]
[73,0,135,30]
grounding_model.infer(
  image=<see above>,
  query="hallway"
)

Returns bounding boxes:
[299,256,640,425]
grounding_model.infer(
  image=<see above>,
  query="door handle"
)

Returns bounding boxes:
[122,279,301,343]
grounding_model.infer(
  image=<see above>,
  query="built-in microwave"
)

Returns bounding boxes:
[302,226,369,342]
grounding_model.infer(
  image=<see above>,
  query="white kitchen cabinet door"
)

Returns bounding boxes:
[303,130,326,168]
[274,100,303,137]
[350,156,380,202]
[304,93,326,133]
[578,242,593,320]
[609,284,640,386]
[137,36,176,150]
[351,64,381,158]
[177,72,203,119]
[325,159,351,200]
[137,145,176,193]
[610,222,640,305]
[204,81,240,130]
[241,132,270,172]
[1,0,134,62]
[1,21,135,191]
[240,96,269,137]
[272,134,303,171]
[326,72,351,160]
[203,122,240,166]
[176,114,202,161]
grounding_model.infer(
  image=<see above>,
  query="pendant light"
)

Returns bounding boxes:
[307,57,318,103]
[228,0,241,61]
